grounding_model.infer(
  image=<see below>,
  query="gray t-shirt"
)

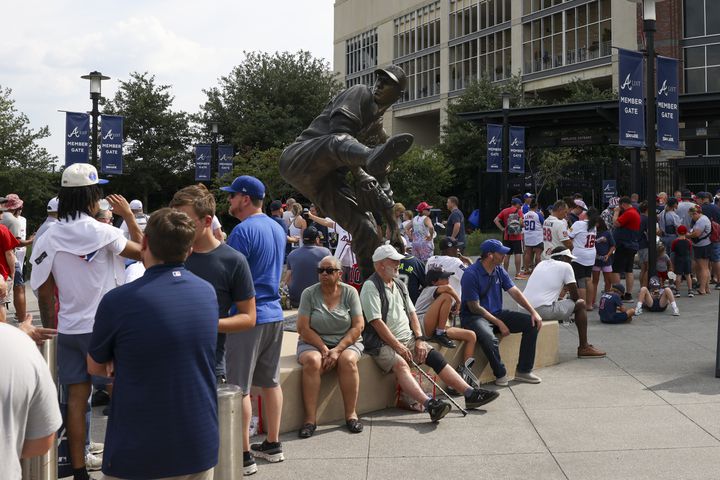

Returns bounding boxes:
[691,214,712,247]
[360,279,415,344]
[298,283,362,346]
[658,210,681,238]
[286,245,331,305]
[676,201,696,228]
[0,212,20,237]
[0,324,62,480]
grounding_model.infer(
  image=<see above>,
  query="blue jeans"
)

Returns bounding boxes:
[461,310,538,378]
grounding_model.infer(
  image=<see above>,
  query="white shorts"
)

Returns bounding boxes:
[534,299,576,322]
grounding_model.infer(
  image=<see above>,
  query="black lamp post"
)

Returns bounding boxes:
[501,91,511,207]
[210,120,220,177]
[80,71,110,168]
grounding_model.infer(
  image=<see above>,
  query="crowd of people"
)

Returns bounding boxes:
[2,165,719,479]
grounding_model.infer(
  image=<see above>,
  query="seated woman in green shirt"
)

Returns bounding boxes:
[296,255,365,438]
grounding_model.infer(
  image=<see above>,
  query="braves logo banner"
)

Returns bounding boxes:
[100,115,124,174]
[656,56,680,150]
[195,144,212,181]
[217,144,234,177]
[618,49,645,147]
[486,123,503,172]
[509,126,525,174]
[65,112,90,166]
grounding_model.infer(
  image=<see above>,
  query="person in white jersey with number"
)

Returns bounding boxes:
[542,200,572,260]
[569,206,598,309]
[521,199,544,275]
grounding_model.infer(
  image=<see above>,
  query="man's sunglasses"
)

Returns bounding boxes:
[317,268,340,274]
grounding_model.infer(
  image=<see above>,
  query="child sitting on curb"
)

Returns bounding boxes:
[636,276,680,316]
[599,283,636,324]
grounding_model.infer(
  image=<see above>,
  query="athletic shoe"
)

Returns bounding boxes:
[85,453,102,471]
[495,375,509,387]
[622,293,633,302]
[91,389,110,407]
[577,344,606,358]
[243,451,257,476]
[514,372,542,384]
[672,306,680,316]
[426,398,452,422]
[456,364,480,389]
[250,440,284,463]
[635,306,643,316]
[88,442,104,455]
[464,388,500,409]
[429,332,456,349]
[688,291,695,298]
[715,284,720,290]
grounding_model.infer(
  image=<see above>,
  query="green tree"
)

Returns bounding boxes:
[102,72,194,208]
[199,51,343,150]
[388,146,453,209]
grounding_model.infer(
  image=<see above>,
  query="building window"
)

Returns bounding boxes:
[523,0,565,15]
[398,51,441,102]
[684,0,720,38]
[345,29,378,87]
[522,0,611,74]
[394,2,441,58]
[449,0,511,40]
[449,28,511,91]
[684,43,720,93]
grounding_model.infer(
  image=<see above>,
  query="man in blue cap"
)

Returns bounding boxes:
[221,175,286,475]
[460,239,543,387]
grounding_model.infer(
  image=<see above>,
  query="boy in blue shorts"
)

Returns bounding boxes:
[599,283,636,324]
[636,277,680,316]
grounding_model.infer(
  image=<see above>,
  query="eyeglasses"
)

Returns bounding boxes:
[317,268,340,274]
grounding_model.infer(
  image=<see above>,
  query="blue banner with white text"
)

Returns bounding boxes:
[217,144,234,177]
[509,126,525,174]
[65,112,90,166]
[486,124,503,172]
[618,49,645,147]
[656,56,680,150]
[100,115,123,175]
[195,144,212,181]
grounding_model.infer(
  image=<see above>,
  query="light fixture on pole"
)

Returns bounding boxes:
[501,91,511,206]
[80,71,110,168]
[210,120,220,177]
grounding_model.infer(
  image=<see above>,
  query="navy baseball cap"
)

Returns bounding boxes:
[511,197,522,205]
[426,268,453,284]
[439,237,462,250]
[220,175,265,199]
[481,239,511,255]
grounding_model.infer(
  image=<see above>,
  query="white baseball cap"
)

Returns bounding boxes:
[372,244,406,262]
[550,248,577,260]
[129,199,143,210]
[46,197,59,212]
[61,163,108,187]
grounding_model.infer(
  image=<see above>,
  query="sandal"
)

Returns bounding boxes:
[345,418,363,434]
[298,423,316,439]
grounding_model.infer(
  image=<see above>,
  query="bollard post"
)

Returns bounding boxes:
[214,384,244,480]
[22,336,58,480]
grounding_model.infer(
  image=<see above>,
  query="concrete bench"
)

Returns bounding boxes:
[253,320,559,434]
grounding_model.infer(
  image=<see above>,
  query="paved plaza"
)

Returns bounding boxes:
[15,280,720,480]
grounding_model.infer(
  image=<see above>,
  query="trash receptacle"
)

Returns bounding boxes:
[214,384,244,480]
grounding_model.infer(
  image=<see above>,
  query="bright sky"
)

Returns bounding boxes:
[1,0,335,164]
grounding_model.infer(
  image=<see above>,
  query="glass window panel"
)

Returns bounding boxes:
[524,0,532,15]
[578,4,587,27]
[685,46,705,68]
[686,139,706,156]
[480,1,487,29]
[567,28,576,64]
[600,0,611,19]
[553,33,562,66]
[708,67,720,92]
[685,0,705,37]
[553,13,562,34]
[588,23,600,58]
[601,20,612,56]
[708,44,720,66]
[504,0,512,22]
[489,0,496,26]
[708,139,720,155]
[685,68,706,93]
[589,0,599,24]
[708,1,720,35]
[567,8,576,29]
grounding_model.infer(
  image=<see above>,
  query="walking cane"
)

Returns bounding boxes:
[409,358,468,416]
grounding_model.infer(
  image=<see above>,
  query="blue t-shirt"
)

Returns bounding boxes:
[598,292,622,322]
[460,261,514,316]
[227,213,285,324]
[89,264,218,479]
[447,208,466,246]
[594,231,615,267]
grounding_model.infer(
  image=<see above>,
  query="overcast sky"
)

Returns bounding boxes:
[1,0,335,164]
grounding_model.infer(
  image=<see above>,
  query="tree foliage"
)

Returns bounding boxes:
[388,146,453,209]
[199,51,343,150]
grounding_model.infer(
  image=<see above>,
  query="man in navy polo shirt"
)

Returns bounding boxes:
[223,175,286,474]
[460,239,543,387]
[88,208,218,480]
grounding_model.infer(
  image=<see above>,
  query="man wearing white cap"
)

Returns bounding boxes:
[35,197,60,241]
[523,246,605,358]
[120,199,149,238]
[30,163,143,480]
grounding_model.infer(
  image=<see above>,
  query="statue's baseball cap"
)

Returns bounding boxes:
[61,163,108,187]
[220,175,266,199]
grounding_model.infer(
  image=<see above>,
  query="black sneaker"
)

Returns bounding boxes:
[622,293,633,302]
[429,332,456,349]
[250,440,284,463]
[426,398,452,422]
[456,364,480,389]
[91,389,110,407]
[243,451,257,476]
[464,388,500,409]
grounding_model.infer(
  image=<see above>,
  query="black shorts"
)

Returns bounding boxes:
[503,239,523,255]
[693,244,711,260]
[675,257,692,276]
[571,262,593,280]
[649,297,667,312]
[612,245,637,273]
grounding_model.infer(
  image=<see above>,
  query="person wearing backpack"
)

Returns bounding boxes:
[688,207,713,295]
[658,198,681,262]
[697,192,720,289]
[493,197,525,279]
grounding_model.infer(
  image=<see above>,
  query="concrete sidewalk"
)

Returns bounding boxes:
[12,281,720,480]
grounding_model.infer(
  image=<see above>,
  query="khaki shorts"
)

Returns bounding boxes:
[103,468,213,480]
[372,337,434,373]
[296,338,363,361]
[534,299,576,322]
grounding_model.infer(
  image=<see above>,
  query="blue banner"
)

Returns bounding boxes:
[100,115,123,174]
[195,144,212,181]
[217,144,234,177]
[618,49,645,147]
[602,179,617,204]
[509,126,525,174]
[486,124,503,173]
[656,56,680,150]
[65,112,90,166]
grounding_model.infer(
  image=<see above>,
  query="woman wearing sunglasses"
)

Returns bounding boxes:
[295,255,364,438]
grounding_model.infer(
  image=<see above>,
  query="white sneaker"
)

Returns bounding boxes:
[88,441,104,455]
[672,307,680,316]
[514,372,542,384]
[636,306,643,316]
[494,375,509,387]
[85,453,103,471]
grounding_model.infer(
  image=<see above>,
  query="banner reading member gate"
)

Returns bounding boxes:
[656,56,680,150]
[65,112,90,166]
[217,144,234,177]
[618,49,645,147]
[195,144,212,181]
[100,115,124,175]
[509,126,525,174]
[486,124,503,172]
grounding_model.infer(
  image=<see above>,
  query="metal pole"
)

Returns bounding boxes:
[212,132,218,178]
[501,107,510,207]
[214,384,244,480]
[90,92,100,168]
[716,291,720,378]
[645,18,658,278]
[22,337,58,480]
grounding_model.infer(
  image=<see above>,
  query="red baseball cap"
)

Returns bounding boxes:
[416,201,432,212]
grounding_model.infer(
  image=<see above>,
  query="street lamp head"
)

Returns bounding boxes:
[81,71,110,96]
[210,120,220,134]
[625,0,666,22]
[501,91,511,111]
